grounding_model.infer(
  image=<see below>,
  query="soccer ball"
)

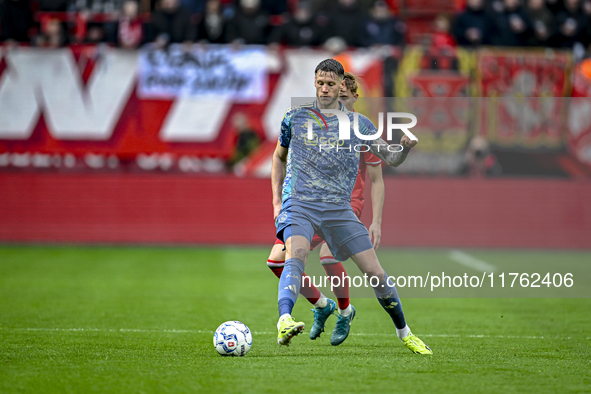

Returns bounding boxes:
[213,321,252,356]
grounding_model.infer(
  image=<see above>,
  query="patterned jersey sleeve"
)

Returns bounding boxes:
[357,114,379,141]
[279,108,294,148]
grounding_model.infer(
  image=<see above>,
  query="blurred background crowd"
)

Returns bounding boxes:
[2,0,591,54]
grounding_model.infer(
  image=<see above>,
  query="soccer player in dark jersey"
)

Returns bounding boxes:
[266,72,384,345]
[272,59,431,354]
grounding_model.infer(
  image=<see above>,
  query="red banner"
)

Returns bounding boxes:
[477,49,572,151]
[569,61,591,170]
[0,45,387,173]
[393,46,473,174]
[477,49,571,97]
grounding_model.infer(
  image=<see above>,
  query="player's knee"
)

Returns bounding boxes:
[367,269,386,284]
[291,247,309,262]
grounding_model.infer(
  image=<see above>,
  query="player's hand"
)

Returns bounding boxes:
[273,203,282,221]
[369,223,381,250]
[400,135,418,150]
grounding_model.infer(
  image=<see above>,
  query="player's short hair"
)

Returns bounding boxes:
[343,72,358,94]
[314,59,345,80]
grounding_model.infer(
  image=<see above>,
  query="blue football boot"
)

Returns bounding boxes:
[309,299,337,340]
[330,305,355,346]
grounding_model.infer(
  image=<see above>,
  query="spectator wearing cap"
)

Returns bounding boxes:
[361,0,405,47]
[269,1,323,46]
[453,0,498,46]
[226,0,270,45]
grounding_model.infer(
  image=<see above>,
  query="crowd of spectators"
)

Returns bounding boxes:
[0,0,406,48]
[1,0,591,51]
[453,0,591,50]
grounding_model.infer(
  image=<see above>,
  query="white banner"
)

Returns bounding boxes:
[137,44,268,102]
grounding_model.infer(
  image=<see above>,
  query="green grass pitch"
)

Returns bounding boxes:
[1,246,590,393]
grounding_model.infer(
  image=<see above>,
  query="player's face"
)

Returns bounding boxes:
[314,71,344,108]
[339,84,358,112]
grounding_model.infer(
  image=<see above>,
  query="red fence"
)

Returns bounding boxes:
[367,177,591,249]
[1,172,589,248]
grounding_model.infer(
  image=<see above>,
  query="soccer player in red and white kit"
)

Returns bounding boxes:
[265,72,385,345]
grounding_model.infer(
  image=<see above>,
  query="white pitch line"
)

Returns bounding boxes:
[0,327,204,334]
[449,249,497,273]
[0,327,582,340]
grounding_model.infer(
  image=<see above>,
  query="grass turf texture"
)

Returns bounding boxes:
[1,246,590,393]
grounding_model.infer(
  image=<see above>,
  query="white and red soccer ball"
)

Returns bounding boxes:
[213,321,252,356]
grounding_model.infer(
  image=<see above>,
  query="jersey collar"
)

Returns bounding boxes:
[313,99,346,112]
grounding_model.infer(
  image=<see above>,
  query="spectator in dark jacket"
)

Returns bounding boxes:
[325,0,366,47]
[492,0,534,46]
[197,0,227,43]
[453,0,498,46]
[226,0,270,44]
[579,0,591,46]
[150,0,196,44]
[0,0,33,42]
[525,0,555,46]
[361,0,405,47]
[554,0,585,48]
[269,1,322,46]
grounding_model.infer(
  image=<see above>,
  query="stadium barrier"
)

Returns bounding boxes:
[1,172,589,248]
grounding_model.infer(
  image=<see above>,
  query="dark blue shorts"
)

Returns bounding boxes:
[275,198,373,262]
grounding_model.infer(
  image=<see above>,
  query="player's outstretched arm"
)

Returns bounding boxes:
[367,163,384,250]
[271,140,288,220]
[369,135,418,167]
